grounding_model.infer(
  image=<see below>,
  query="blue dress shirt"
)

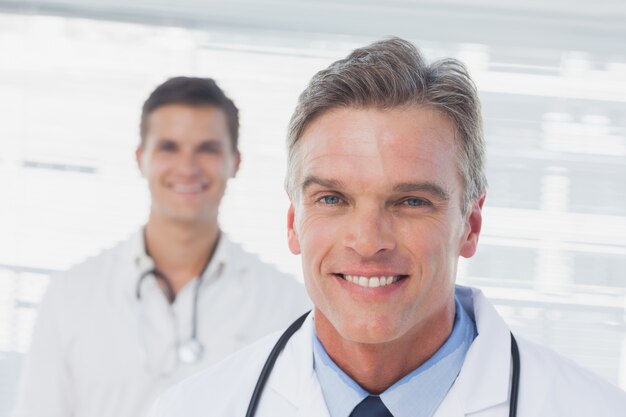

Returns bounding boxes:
[313,294,476,417]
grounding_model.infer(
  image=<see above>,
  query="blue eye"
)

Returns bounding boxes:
[321,195,341,205]
[403,198,427,207]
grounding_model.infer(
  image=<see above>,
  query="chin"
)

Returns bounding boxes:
[334,312,405,345]
[162,211,209,225]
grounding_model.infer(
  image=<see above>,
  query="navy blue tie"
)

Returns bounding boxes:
[349,396,393,417]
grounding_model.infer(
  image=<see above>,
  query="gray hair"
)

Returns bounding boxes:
[285,37,486,213]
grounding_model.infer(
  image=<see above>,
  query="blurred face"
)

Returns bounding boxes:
[137,104,239,225]
[287,106,483,346]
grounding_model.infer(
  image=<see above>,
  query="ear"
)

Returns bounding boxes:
[230,151,241,178]
[459,194,485,259]
[287,203,301,255]
[135,146,145,175]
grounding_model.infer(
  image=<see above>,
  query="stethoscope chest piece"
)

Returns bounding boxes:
[178,339,204,364]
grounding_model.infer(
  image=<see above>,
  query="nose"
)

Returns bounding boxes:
[177,149,201,177]
[343,205,396,258]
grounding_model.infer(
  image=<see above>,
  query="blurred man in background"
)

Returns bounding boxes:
[12,77,310,417]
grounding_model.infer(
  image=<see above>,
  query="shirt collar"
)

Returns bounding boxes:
[313,292,477,417]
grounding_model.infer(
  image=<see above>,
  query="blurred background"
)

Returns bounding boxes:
[0,0,625,413]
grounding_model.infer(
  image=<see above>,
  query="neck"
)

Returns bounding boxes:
[144,213,220,294]
[315,300,455,394]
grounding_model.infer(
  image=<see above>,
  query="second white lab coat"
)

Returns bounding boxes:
[12,231,311,417]
[152,286,626,417]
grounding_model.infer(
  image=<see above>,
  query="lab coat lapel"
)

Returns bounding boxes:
[267,314,330,417]
[437,286,512,416]
[432,384,466,417]
[296,373,330,417]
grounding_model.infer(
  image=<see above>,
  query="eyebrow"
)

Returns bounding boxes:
[197,140,224,147]
[301,176,450,202]
[393,182,450,201]
[156,138,223,147]
[301,176,345,192]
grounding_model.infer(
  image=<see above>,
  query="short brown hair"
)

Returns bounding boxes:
[140,77,239,151]
[286,37,486,213]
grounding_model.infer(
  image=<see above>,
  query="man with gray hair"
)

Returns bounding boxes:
[151,38,626,417]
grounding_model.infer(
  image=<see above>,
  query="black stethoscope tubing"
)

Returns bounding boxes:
[136,269,203,342]
[135,232,222,358]
[245,311,521,417]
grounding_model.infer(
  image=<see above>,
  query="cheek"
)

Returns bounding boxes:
[402,220,457,273]
[296,213,346,287]
[298,220,324,269]
[298,213,343,257]
[145,156,171,179]
[201,157,233,180]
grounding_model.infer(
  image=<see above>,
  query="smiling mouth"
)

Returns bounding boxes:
[334,273,409,288]
[172,184,207,193]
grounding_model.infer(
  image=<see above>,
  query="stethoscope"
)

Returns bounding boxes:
[135,232,221,375]
[245,311,521,417]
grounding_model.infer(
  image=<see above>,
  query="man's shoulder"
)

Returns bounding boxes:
[55,234,133,281]
[152,331,281,417]
[27,234,136,344]
[46,234,134,303]
[517,336,626,415]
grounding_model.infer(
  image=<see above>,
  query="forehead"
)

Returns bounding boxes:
[145,104,230,140]
[297,106,460,191]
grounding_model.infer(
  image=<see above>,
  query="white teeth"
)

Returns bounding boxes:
[343,275,400,288]
[173,184,203,193]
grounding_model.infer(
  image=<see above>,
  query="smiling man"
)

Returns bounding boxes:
[12,77,310,417]
[151,41,626,417]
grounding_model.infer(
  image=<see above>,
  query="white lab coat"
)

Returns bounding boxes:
[151,285,626,417]
[12,230,311,417]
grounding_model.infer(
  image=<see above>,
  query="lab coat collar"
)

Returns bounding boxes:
[268,313,330,417]
[130,227,236,298]
[451,285,512,414]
